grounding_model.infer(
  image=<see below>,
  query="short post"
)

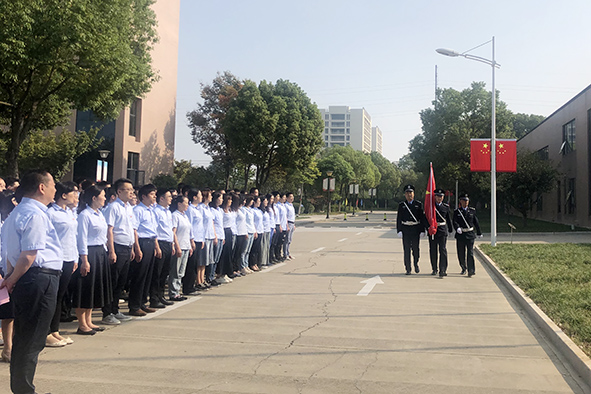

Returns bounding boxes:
[365,212,369,221]
[508,223,516,244]
[344,212,347,221]
[383,213,387,221]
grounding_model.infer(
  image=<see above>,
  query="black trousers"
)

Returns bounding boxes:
[11,268,59,394]
[273,226,285,260]
[456,237,475,273]
[102,244,132,317]
[249,235,262,268]
[402,231,420,272]
[49,261,74,333]
[219,230,234,276]
[182,241,201,294]
[233,235,247,272]
[428,236,448,274]
[128,238,155,311]
[151,240,172,303]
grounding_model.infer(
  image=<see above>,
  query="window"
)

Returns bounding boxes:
[567,178,575,214]
[346,135,350,141]
[346,121,350,127]
[346,114,350,120]
[557,180,561,213]
[129,99,141,137]
[325,142,329,147]
[331,114,345,120]
[324,135,328,141]
[331,121,345,127]
[331,142,345,146]
[561,119,575,154]
[127,152,144,186]
[324,114,329,120]
[346,142,350,146]
[324,128,328,133]
[324,121,329,127]
[331,128,345,134]
[537,146,549,160]
[331,135,345,141]
[346,128,350,134]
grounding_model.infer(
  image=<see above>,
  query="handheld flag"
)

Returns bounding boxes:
[425,163,437,236]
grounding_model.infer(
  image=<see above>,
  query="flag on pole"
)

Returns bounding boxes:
[425,163,437,236]
[496,139,517,172]
[470,139,491,172]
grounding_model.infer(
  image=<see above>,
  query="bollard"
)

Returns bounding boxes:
[344,212,347,221]
[365,212,369,221]
[383,213,387,221]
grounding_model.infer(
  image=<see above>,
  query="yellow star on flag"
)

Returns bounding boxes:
[483,143,488,148]
[499,143,504,148]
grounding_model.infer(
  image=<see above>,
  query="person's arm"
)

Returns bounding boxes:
[134,229,142,262]
[107,226,117,264]
[473,211,482,236]
[0,250,37,293]
[154,238,162,258]
[172,228,182,257]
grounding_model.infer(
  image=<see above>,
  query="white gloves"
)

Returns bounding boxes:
[420,232,425,238]
[456,228,462,234]
[397,231,403,238]
[478,234,483,238]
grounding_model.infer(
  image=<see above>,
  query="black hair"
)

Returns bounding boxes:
[5,177,19,188]
[258,195,268,213]
[286,192,294,198]
[0,193,16,221]
[181,184,192,196]
[187,188,201,204]
[170,195,188,213]
[249,187,258,194]
[80,179,95,191]
[18,170,51,197]
[222,193,233,212]
[138,184,157,201]
[104,187,117,204]
[156,188,171,203]
[201,188,211,201]
[244,195,254,207]
[230,193,243,211]
[210,191,222,208]
[113,178,134,191]
[78,185,105,214]
[272,190,280,198]
[54,181,78,201]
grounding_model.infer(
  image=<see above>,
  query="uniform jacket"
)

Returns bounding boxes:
[433,202,453,238]
[453,206,482,240]
[397,200,427,234]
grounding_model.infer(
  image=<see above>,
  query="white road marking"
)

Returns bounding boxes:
[310,247,325,253]
[135,296,203,320]
[337,238,348,242]
[356,232,363,235]
[260,262,286,273]
[357,275,384,296]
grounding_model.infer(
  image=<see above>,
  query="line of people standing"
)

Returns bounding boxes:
[396,184,482,278]
[0,170,298,394]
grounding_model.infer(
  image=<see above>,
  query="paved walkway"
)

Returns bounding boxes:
[0,226,588,393]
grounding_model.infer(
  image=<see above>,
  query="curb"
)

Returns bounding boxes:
[475,246,591,386]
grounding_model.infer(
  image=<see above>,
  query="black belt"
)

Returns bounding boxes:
[30,267,62,276]
[288,221,295,224]
[139,237,157,241]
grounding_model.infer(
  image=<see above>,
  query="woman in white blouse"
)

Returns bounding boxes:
[169,196,195,301]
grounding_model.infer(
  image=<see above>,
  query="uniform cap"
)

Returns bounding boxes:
[459,193,470,200]
[404,184,415,192]
[434,188,445,196]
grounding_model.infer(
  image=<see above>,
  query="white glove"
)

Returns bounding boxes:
[397,231,403,238]
[420,232,425,238]
[478,234,483,238]
[456,228,462,234]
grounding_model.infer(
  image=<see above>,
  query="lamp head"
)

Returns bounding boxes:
[326,170,333,177]
[436,48,460,57]
[98,150,110,159]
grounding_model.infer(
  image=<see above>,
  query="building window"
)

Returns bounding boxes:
[561,119,575,154]
[331,128,345,134]
[331,121,345,127]
[567,178,575,214]
[331,114,345,120]
[346,114,350,120]
[324,114,329,120]
[331,135,345,142]
[346,121,350,127]
[346,128,350,134]
[129,99,141,137]
[346,142,350,146]
[324,135,328,141]
[324,128,328,133]
[537,146,549,160]
[127,152,144,186]
[557,180,561,213]
[325,142,328,147]
[324,121,329,127]
[331,142,345,146]
[346,135,350,141]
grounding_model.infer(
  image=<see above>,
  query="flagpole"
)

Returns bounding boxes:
[490,36,497,247]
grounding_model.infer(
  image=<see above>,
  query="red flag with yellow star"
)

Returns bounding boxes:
[425,163,437,235]
[470,139,491,172]
[496,139,517,172]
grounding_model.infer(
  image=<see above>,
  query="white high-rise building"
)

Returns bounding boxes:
[372,126,383,154]
[319,106,373,153]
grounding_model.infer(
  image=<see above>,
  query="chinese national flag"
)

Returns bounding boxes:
[496,139,517,172]
[425,163,437,236]
[470,139,491,172]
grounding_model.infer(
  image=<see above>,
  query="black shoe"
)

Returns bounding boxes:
[159,297,174,306]
[93,326,105,332]
[76,328,96,336]
[438,275,444,279]
[468,271,475,277]
[183,290,201,296]
[149,302,166,309]
[60,315,76,323]
[431,270,437,275]
[170,295,187,301]
[460,269,466,275]
[405,270,411,275]
[414,265,420,274]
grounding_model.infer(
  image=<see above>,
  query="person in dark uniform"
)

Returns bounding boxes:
[453,193,482,277]
[429,188,453,278]
[396,184,427,275]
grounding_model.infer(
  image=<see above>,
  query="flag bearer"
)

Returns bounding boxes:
[429,189,453,277]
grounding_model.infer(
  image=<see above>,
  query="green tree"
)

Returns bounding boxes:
[498,150,559,226]
[370,152,401,203]
[317,150,355,200]
[0,0,158,176]
[512,113,545,139]
[186,71,243,189]
[151,173,177,189]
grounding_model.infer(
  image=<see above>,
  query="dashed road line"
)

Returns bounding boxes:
[260,262,286,273]
[337,238,348,242]
[310,247,325,253]
[135,296,203,320]
[356,232,363,235]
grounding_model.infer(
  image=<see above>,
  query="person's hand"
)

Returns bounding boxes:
[130,249,135,261]
[73,262,78,272]
[135,249,143,262]
[0,276,15,293]
[80,261,91,277]
[108,250,117,264]
[478,234,483,238]
[397,231,403,238]
[420,232,426,238]
[155,247,162,259]
[254,233,258,239]
[214,237,218,246]
[176,249,183,257]
[456,228,462,234]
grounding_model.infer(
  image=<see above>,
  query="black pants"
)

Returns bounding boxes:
[402,231,420,272]
[220,231,235,275]
[428,236,448,274]
[49,261,74,333]
[151,241,172,304]
[102,244,132,317]
[249,235,262,268]
[273,226,285,260]
[128,238,155,311]
[182,242,201,294]
[233,235,247,272]
[456,237,475,273]
[11,268,59,394]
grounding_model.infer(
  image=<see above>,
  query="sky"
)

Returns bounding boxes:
[174,0,591,167]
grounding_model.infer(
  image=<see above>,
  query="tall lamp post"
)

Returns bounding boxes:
[325,171,334,219]
[436,37,500,246]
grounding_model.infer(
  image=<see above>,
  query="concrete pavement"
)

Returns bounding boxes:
[0,224,589,393]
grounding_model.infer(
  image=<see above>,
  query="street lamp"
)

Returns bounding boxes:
[325,171,334,219]
[436,37,501,246]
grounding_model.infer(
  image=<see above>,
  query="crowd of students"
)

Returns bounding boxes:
[0,171,297,393]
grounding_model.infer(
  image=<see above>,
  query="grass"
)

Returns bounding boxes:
[480,243,591,357]
[476,211,589,233]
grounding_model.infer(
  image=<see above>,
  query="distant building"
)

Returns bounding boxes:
[319,106,379,153]
[372,126,383,155]
[64,0,180,186]
[517,84,591,227]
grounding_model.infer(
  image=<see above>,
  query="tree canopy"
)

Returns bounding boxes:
[0,0,159,176]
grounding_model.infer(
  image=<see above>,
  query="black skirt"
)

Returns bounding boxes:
[0,299,14,320]
[71,245,113,309]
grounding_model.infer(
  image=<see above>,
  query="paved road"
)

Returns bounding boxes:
[1,222,589,393]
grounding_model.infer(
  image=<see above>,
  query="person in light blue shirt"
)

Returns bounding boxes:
[0,170,62,394]
[72,185,111,335]
[284,192,296,260]
[260,195,271,267]
[169,195,195,301]
[200,189,216,289]
[232,194,247,276]
[219,193,235,280]
[183,188,204,295]
[46,181,79,347]
[128,184,162,316]
[209,191,225,284]
[150,188,175,308]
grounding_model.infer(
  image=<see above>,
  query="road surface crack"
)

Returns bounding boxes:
[354,351,379,393]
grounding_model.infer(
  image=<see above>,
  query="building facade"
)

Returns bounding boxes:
[66,0,180,185]
[517,84,591,228]
[371,126,383,154]
[319,106,376,153]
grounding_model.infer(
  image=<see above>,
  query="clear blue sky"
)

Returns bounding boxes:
[175,0,591,166]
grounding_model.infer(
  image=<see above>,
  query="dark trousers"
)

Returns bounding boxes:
[428,236,448,274]
[182,242,201,294]
[402,231,420,272]
[249,235,262,268]
[128,238,155,311]
[456,237,475,273]
[233,235,247,272]
[49,261,74,333]
[220,231,235,275]
[102,244,132,317]
[273,226,285,260]
[151,240,172,304]
[11,268,59,394]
